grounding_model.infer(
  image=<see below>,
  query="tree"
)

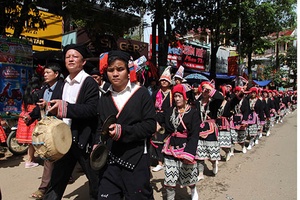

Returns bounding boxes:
[285,45,297,89]
[229,0,296,87]
[0,0,47,38]
[171,0,237,80]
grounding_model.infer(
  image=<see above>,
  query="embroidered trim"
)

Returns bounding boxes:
[199,120,217,138]
[209,89,216,97]
[112,124,122,141]
[57,100,68,118]
[216,117,230,131]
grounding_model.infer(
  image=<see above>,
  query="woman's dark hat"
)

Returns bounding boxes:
[108,50,130,63]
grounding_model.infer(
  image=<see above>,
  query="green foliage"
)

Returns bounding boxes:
[259,45,297,88]
[1,0,47,37]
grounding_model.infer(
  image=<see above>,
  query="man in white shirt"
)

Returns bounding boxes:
[44,44,99,200]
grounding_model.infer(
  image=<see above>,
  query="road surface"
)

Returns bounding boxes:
[0,111,297,200]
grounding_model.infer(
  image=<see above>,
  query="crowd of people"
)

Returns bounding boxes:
[0,43,297,200]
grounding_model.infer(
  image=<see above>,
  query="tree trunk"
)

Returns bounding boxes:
[0,1,7,36]
[13,0,31,38]
[151,21,157,68]
[247,51,252,88]
[275,32,280,70]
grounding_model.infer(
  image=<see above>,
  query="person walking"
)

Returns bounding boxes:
[162,84,200,200]
[150,66,173,172]
[43,44,99,200]
[246,87,265,150]
[195,81,224,176]
[16,76,41,169]
[97,50,156,199]
[229,86,249,154]
[27,63,64,199]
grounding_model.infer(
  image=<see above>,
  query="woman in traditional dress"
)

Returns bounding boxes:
[16,76,41,168]
[229,86,249,154]
[195,81,224,176]
[246,87,265,150]
[150,66,173,172]
[162,84,200,200]
[217,85,235,162]
[261,89,271,136]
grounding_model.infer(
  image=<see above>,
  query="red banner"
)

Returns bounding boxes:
[227,56,238,76]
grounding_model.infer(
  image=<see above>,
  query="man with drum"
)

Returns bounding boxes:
[44,44,99,200]
[27,62,64,199]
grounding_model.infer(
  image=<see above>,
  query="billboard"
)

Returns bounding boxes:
[0,36,33,114]
[6,10,62,51]
[0,63,33,114]
[0,36,33,66]
[149,35,208,71]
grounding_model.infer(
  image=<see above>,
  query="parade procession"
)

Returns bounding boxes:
[0,44,297,200]
[0,1,297,200]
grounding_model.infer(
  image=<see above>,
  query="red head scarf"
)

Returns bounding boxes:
[172,84,187,100]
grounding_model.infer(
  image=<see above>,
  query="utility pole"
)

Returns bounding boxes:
[237,0,242,86]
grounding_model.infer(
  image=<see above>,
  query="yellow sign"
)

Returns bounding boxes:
[6,10,62,51]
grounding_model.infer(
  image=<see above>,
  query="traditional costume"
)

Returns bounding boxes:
[216,85,234,161]
[229,86,250,154]
[97,50,156,199]
[261,89,271,136]
[162,84,199,200]
[246,87,265,150]
[195,81,224,175]
[16,104,38,144]
[150,66,172,172]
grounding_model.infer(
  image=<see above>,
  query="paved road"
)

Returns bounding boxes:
[0,111,297,200]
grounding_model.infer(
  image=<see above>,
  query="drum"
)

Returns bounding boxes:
[32,116,72,162]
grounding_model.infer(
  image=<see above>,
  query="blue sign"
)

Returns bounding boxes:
[0,63,33,115]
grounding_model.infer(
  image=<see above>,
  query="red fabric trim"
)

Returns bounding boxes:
[199,120,218,138]
[112,124,122,141]
[171,131,188,138]
[57,100,68,118]
[209,89,216,97]
[150,139,158,148]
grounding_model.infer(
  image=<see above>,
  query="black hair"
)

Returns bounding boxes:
[45,62,62,75]
[107,56,129,73]
[23,76,42,111]
[192,83,199,88]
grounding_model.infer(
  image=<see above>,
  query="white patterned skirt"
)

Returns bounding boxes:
[248,124,258,137]
[164,157,198,187]
[263,119,271,132]
[219,130,232,148]
[195,140,220,161]
[270,115,276,126]
[229,129,239,143]
[232,129,247,143]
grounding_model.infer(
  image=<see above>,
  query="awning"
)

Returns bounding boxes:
[200,72,236,80]
[253,80,271,87]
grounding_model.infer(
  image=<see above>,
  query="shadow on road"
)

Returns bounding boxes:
[63,181,89,200]
[0,149,25,168]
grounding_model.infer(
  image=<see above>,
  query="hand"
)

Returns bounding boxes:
[23,115,30,124]
[108,123,116,138]
[36,99,47,109]
[47,99,61,115]
[92,144,98,151]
